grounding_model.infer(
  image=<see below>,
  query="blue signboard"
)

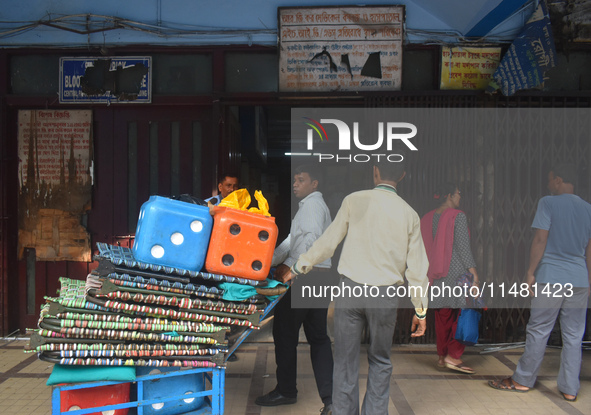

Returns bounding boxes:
[486,1,556,96]
[59,57,152,104]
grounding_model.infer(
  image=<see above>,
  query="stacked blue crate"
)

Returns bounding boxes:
[135,367,206,415]
[51,366,226,415]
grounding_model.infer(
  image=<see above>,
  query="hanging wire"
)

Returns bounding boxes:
[0,14,277,40]
[0,7,535,44]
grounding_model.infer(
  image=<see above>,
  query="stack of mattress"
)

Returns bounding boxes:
[26,243,275,368]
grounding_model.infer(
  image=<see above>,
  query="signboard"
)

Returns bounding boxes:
[278,6,404,92]
[487,0,557,96]
[60,56,152,104]
[18,110,93,261]
[440,47,502,90]
[18,110,92,187]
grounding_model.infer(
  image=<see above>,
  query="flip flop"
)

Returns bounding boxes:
[488,378,529,393]
[560,391,577,402]
[444,361,475,374]
[435,361,446,370]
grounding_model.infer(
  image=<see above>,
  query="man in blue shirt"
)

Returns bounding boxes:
[489,164,591,402]
[255,164,334,415]
[205,172,239,205]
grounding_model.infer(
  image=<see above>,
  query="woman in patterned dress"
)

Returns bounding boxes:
[421,182,480,374]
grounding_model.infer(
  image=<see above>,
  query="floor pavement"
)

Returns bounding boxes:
[1,334,591,415]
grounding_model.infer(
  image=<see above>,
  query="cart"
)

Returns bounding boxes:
[51,295,284,415]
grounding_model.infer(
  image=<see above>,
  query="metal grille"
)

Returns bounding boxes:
[0,157,6,335]
[0,112,13,335]
[124,119,205,237]
[366,95,591,345]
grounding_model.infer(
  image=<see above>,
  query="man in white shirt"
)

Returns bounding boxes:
[255,165,334,415]
[286,158,429,415]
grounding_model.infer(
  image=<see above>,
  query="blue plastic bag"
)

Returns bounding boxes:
[454,308,481,346]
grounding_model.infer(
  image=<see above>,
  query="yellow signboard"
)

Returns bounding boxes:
[440,47,501,90]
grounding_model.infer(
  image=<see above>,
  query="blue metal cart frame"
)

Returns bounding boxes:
[52,366,224,415]
[224,294,282,362]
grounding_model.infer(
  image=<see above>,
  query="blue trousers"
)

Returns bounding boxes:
[513,287,589,396]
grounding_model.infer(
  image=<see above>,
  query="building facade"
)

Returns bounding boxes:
[1,0,590,342]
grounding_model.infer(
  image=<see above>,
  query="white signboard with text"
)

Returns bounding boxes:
[278,6,404,92]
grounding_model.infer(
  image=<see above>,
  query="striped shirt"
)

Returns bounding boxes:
[272,191,332,269]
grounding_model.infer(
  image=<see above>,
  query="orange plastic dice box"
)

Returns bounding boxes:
[205,206,278,281]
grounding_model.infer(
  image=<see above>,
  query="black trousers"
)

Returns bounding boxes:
[272,273,334,405]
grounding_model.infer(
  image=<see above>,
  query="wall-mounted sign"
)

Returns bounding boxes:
[440,47,502,90]
[60,56,151,104]
[486,1,556,96]
[17,110,93,261]
[278,6,404,92]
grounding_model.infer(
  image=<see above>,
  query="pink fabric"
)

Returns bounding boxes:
[420,208,462,285]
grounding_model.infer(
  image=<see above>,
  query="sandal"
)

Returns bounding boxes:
[444,361,475,374]
[560,391,577,402]
[488,378,529,393]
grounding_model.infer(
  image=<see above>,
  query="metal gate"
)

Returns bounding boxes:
[0,133,9,336]
[366,95,591,344]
